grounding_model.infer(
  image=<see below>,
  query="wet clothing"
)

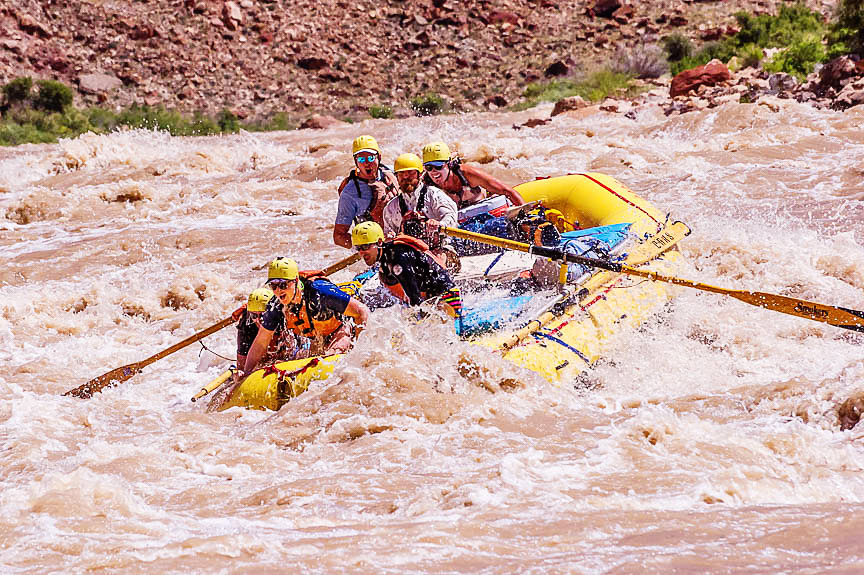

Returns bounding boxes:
[382,181,457,243]
[335,168,398,227]
[378,239,456,306]
[261,279,351,336]
[236,305,296,362]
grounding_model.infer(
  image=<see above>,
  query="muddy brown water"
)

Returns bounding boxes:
[2,101,864,573]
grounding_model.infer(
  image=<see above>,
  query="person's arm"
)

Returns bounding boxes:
[342,297,370,333]
[333,224,352,248]
[334,180,359,248]
[242,327,274,376]
[429,188,458,228]
[462,164,524,205]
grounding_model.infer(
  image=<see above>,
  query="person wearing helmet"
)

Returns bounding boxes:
[421,141,524,208]
[233,287,293,374]
[382,152,458,248]
[241,257,371,377]
[333,135,400,248]
[351,222,462,321]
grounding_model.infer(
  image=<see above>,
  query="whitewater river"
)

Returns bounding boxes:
[2,98,864,573]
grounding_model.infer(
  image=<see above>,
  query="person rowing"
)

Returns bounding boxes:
[382,152,460,272]
[333,135,399,248]
[240,257,371,378]
[351,221,462,322]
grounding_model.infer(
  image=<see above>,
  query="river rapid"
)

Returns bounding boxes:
[2,99,864,573]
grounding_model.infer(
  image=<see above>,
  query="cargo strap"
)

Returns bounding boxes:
[263,358,322,405]
[532,332,590,364]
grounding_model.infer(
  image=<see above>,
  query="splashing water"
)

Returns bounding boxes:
[2,101,864,572]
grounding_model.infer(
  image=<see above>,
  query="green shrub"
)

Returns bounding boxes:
[218,109,240,133]
[411,93,448,116]
[516,69,635,110]
[763,37,826,78]
[86,107,120,132]
[662,33,693,62]
[247,111,294,131]
[33,80,74,112]
[828,0,864,56]
[739,43,764,68]
[3,77,33,105]
[368,104,393,119]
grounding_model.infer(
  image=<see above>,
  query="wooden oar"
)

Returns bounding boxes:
[485,220,691,351]
[64,317,236,398]
[442,226,864,333]
[67,252,364,399]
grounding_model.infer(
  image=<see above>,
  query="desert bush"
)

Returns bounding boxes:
[3,77,33,106]
[368,104,393,119]
[662,33,693,62]
[33,80,74,112]
[739,43,764,68]
[763,37,827,78]
[411,93,448,116]
[218,109,240,133]
[611,43,668,79]
[828,0,864,56]
[516,69,635,110]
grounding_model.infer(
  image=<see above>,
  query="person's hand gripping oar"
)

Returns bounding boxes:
[65,252,363,399]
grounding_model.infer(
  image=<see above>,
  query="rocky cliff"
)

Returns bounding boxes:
[0,0,833,120]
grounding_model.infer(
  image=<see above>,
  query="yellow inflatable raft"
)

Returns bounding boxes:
[213,173,689,411]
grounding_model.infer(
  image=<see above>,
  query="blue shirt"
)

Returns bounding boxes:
[335,169,391,226]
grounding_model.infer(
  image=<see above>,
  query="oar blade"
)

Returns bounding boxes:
[733,291,864,333]
[64,363,142,398]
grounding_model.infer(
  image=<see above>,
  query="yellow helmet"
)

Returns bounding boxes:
[352,135,380,156]
[267,257,299,281]
[351,221,384,246]
[393,153,423,173]
[247,287,274,312]
[422,141,451,164]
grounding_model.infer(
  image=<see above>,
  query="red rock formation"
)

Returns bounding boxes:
[670,59,731,98]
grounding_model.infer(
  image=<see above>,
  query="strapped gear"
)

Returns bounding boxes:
[268,257,299,281]
[338,168,397,226]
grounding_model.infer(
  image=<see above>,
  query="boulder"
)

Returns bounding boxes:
[17,14,52,38]
[670,59,731,98]
[222,1,243,30]
[299,114,341,129]
[544,60,568,77]
[819,56,860,92]
[833,79,864,111]
[551,95,589,116]
[594,0,621,18]
[838,392,864,430]
[768,72,797,92]
[78,73,123,94]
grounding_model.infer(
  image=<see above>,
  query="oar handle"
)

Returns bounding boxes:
[191,367,235,402]
[321,252,362,276]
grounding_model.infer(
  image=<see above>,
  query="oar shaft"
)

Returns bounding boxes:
[443,226,864,333]
[145,316,236,364]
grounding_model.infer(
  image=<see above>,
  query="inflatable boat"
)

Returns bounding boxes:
[213,173,690,411]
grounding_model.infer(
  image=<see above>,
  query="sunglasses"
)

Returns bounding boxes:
[268,279,293,290]
[424,162,447,171]
[355,154,378,164]
[354,243,375,252]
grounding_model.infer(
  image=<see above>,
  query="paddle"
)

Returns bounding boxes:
[191,367,235,402]
[66,252,364,399]
[491,220,691,351]
[441,226,864,333]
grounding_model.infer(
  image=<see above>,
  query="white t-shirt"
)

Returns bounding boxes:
[382,182,458,238]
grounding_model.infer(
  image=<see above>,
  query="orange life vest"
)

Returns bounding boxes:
[286,273,344,340]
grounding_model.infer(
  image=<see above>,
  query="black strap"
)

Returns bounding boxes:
[416,183,428,213]
[398,194,409,216]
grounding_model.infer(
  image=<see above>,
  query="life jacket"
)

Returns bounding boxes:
[397,183,443,248]
[379,235,447,301]
[285,273,344,340]
[338,168,397,226]
[449,158,487,208]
